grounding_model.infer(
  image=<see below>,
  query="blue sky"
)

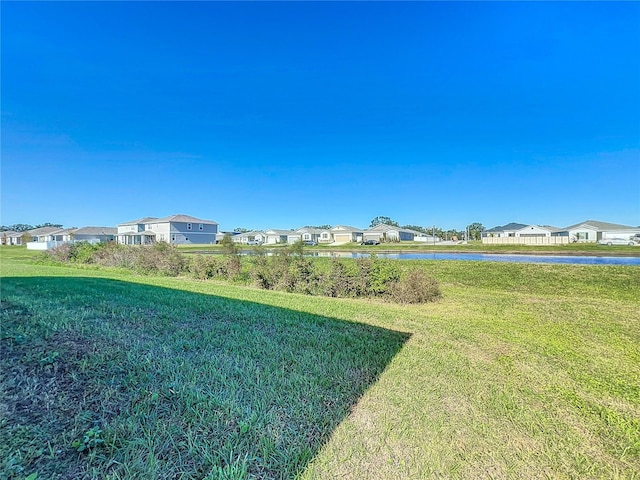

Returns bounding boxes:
[2,1,639,231]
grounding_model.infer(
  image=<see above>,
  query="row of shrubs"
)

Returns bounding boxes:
[44,242,441,303]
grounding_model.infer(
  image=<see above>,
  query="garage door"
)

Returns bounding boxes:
[333,234,351,243]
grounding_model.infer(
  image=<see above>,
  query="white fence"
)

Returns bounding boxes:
[482,236,570,245]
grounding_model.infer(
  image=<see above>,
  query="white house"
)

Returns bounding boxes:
[483,223,528,238]
[1,230,20,245]
[563,220,640,243]
[263,229,293,244]
[295,227,325,243]
[233,231,267,245]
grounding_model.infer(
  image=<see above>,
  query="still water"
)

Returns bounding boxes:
[304,251,640,266]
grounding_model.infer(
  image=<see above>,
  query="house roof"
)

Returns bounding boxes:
[265,229,294,235]
[563,219,636,231]
[53,228,78,235]
[516,224,563,233]
[118,217,159,226]
[73,226,117,235]
[330,225,363,232]
[26,226,64,236]
[367,223,414,233]
[1,230,19,236]
[240,230,265,236]
[485,222,528,233]
[295,227,325,234]
[153,214,218,225]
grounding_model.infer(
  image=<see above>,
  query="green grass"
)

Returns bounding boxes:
[1,246,639,479]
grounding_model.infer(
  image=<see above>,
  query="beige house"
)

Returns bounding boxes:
[117,214,218,245]
[330,225,364,244]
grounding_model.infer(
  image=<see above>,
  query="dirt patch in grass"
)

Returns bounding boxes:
[1,303,125,479]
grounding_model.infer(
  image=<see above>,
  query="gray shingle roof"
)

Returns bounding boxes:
[118,217,159,226]
[330,225,363,232]
[563,219,636,231]
[153,214,218,225]
[485,222,528,233]
[73,226,117,235]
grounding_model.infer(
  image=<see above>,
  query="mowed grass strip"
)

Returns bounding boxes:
[1,246,639,479]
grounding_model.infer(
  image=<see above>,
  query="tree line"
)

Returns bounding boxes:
[1,223,62,232]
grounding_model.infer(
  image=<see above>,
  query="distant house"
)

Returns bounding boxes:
[233,230,267,245]
[70,226,116,243]
[483,222,528,238]
[264,229,292,245]
[364,223,415,242]
[563,220,640,243]
[515,224,564,238]
[330,225,364,244]
[26,226,65,243]
[116,214,218,245]
[295,227,324,243]
[1,230,19,245]
[483,223,569,245]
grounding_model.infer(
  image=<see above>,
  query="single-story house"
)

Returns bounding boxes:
[482,223,528,238]
[71,226,116,243]
[117,214,218,245]
[364,223,415,242]
[330,225,364,244]
[263,229,293,245]
[25,226,65,243]
[50,227,78,242]
[1,230,20,245]
[233,231,267,245]
[515,224,564,238]
[563,220,640,243]
[295,227,325,243]
[483,224,569,245]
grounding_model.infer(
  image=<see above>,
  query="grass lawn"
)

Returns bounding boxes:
[1,247,639,479]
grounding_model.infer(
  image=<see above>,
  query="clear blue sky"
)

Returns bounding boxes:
[2,1,639,231]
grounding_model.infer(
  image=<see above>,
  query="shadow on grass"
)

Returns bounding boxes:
[1,276,410,479]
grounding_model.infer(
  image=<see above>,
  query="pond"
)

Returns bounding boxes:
[303,252,640,265]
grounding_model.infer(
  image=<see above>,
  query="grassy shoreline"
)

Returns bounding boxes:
[2,247,639,479]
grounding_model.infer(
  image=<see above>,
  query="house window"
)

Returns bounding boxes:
[199,223,203,230]
[321,233,329,239]
[187,223,192,230]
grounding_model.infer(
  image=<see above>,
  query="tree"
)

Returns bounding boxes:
[233,227,249,233]
[401,224,427,234]
[370,216,399,228]
[304,225,332,230]
[20,232,33,245]
[466,222,485,241]
[35,223,62,229]
[1,224,34,232]
[220,232,239,255]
